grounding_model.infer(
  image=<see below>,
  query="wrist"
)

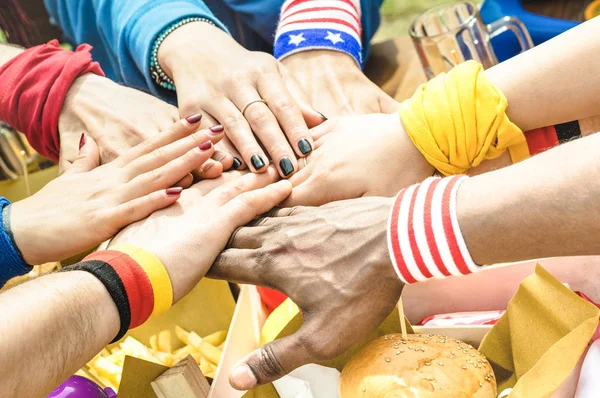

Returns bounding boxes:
[390,114,435,178]
[373,197,405,291]
[5,199,37,265]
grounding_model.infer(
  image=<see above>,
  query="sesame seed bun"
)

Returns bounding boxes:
[339,334,496,397]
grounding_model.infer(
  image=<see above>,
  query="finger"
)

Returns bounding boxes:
[282,174,330,207]
[111,187,183,227]
[188,170,248,196]
[378,93,401,114]
[127,142,216,197]
[205,98,269,173]
[64,134,100,174]
[205,166,281,208]
[174,173,194,188]
[257,74,314,159]
[287,161,312,186]
[125,123,224,178]
[209,248,264,285]
[218,136,245,170]
[191,158,224,180]
[229,323,319,389]
[279,64,326,129]
[212,147,234,171]
[309,118,337,142]
[115,114,204,167]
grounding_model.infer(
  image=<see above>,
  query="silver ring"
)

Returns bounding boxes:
[241,99,268,116]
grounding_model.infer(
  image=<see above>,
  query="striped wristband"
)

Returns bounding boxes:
[525,121,582,156]
[274,0,364,68]
[387,175,482,284]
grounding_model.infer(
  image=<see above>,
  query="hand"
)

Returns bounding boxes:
[158,22,325,178]
[58,73,232,180]
[109,168,292,303]
[209,197,404,389]
[281,50,399,118]
[10,116,224,265]
[286,113,435,206]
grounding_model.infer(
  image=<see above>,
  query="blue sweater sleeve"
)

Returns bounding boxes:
[44,0,229,100]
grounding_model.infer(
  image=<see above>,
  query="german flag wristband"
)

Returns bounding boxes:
[387,175,482,284]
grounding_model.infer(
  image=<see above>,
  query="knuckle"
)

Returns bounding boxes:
[270,96,295,114]
[222,113,246,130]
[301,335,339,361]
[252,345,285,380]
[246,106,273,127]
[145,168,163,183]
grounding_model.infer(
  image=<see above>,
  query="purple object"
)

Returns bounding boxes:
[48,375,113,398]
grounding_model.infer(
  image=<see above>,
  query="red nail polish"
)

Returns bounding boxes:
[79,133,86,149]
[185,114,203,124]
[166,187,183,196]
[209,125,224,133]
[198,141,212,151]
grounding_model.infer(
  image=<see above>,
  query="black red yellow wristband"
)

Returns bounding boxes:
[525,121,581,156]
[60,246,172,342]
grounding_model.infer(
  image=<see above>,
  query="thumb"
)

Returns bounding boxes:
[229,323,319,390]
[65,133,100,174]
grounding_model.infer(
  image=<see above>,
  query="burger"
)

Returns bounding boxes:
[339,334,496,397]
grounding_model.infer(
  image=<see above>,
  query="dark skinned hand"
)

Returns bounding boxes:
[209,197,404,390]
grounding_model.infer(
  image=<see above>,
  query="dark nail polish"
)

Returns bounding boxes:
[166,187,183,196]
[279,157,294,177]
[231,157,242,170]
[314,109,328,120]
[198,141,212,151]
[185,114,203,124]
[209,125,224,133]
[79,133,86,149]
[298,138,312,155]
[250,154,265,170]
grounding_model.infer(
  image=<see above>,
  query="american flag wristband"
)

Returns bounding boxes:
[274,0,364,68]
[387,175,482,284]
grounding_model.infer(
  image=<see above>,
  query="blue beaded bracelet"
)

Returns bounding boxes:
[150,17,216,91]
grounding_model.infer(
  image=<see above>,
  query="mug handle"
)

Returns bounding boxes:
[486,16,534,54]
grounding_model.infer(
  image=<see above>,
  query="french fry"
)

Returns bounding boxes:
[88,367,116,391]
[199,361,212,375]
[94,356,122,386]
[100,348,111,357]
[149,334,158,351]
[152,350,175,367]
[206,371,215,379]
[158,330,172,353]
[173,344,196,363]
[203,330,227,347]
[175,325,190,345]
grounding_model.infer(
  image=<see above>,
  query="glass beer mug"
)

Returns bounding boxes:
[410,1,533,79]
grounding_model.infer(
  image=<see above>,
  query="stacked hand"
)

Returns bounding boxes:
[158,22,325,177]
[210,198,404,389]
[11,116,223,265]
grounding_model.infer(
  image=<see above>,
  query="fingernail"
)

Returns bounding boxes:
[298,138,312,155]
[198,141,212,151]
[209,125,224,133]
[232,157,242,170]
[279,157,294,177]
[79,133,86,149]
[314,109,328,120]
[166,187,183,196]
[185,114,203,124]
[250,154,266,170]
[231,364,257,390]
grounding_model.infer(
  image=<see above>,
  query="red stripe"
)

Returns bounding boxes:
[441,177,471,275]
[407,183,433,279]
[282,7,360,27]
[525,125,558,156]
[280,17,361,36]
[284,0,358,15]
[389,189,417,284]
[423,178,452,277]
[85,251,154,329]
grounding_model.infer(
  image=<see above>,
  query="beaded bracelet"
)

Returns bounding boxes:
[150,17,216,91]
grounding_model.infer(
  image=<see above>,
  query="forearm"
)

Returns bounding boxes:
[459,132,600,265]
[486,18,600,132]
[0,271,118,397]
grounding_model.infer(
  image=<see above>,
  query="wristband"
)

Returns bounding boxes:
[525,121,581,156]
[274,0,364,68]
[387,176,481,284]
[0,198,32,287]
[150,17,216,91]
[60,260,131,343]
[84,250,154,329]
[110,244,173,316]
[0,40,104,161]
[399,61,529,176]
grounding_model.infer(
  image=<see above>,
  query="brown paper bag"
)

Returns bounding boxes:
[479,264,600,397]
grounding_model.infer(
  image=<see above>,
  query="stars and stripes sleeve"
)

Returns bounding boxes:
[274,0,364,68]
[387,176,484,284]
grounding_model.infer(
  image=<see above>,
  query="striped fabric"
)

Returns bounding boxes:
[387,176,482,284]
[274,0,364,67]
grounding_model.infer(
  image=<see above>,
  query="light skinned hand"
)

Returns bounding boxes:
[286,113,435,206]
[209,197,404,389]
[10,116,224,265]
[58,74,232,181]
[281,50,399,118]
[158,22,325,178]
[109,167,292,303]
